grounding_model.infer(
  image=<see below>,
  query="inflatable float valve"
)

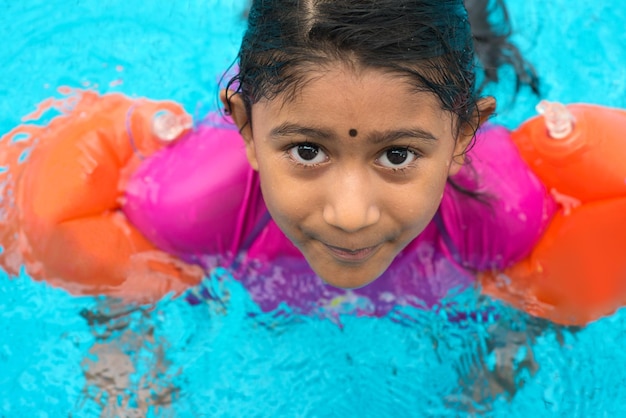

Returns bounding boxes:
[535,100,575,140]
[152,110,193,143]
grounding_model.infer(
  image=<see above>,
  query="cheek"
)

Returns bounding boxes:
[392,165,449,226]
[428,171,451,210]
[256,163,311,226]
[428,152,456,196]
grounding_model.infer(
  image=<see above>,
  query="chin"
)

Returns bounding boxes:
[314,266,385,289]
[301,243,396,289]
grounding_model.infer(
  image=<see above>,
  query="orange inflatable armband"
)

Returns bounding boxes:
[481,102,626,325]
[512,102,626,202]
[0,91,203,302]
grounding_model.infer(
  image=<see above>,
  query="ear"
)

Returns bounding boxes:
[448,96,497,175]
[219,89,259,171]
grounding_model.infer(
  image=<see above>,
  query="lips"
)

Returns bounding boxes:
[323,243,381,263]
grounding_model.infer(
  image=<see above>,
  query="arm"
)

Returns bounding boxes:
[480,104,626,325]
[2,92,202,301]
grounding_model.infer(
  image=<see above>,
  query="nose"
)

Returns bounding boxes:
[322,171,381,232]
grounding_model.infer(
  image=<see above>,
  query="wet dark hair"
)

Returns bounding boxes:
[227,0,476,135]
[226,0,537,136]
[467,0,539,95]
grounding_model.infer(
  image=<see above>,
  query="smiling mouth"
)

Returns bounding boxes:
[323,243,381,263]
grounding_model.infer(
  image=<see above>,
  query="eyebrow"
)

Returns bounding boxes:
[367,128,438,144]
[269,123,437,144]
[269,123,334,141]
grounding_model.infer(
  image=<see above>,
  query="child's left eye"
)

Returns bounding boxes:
[288,143,329,165]
[376,147,418,169]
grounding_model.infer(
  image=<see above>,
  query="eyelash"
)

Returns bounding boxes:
[284,142,329,169]
[284,142,421,171]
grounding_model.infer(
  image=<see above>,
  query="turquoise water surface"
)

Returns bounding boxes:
[1,1,626,417]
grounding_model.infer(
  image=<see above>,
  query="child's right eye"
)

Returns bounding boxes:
[287,143,329,166]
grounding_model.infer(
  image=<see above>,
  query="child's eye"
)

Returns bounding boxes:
[376,147,418,169]
[288,143,328,165]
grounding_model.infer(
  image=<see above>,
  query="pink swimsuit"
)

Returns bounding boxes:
[123,115,556,316]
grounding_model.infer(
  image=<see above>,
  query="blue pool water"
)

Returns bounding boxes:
[1,1,626,416]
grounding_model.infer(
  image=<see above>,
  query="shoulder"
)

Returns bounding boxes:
[439,124,556,271]
[124,119,267,259]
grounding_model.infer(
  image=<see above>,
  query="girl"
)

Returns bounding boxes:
[124,0,551,316]
[216,0,533,290]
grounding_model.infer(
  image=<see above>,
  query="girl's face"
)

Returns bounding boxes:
[225,63,493,289]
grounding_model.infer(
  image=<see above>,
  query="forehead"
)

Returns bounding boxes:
[252,63,453,137]
[275,61,434,104]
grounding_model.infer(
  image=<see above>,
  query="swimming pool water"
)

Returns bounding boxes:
[1,1,626,416]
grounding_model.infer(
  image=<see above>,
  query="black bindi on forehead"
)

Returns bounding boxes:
[348,129,358,137]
